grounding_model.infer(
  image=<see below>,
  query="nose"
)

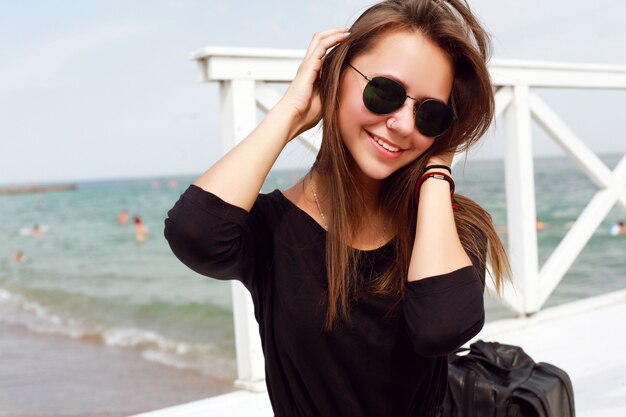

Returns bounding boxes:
[386,101,415,135]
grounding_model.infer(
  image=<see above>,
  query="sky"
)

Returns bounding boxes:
[1,0,625,185]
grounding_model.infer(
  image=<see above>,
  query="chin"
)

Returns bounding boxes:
[364,166,397,181]
[355,157,414,182]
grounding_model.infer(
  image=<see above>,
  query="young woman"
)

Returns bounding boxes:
[165,0,509,415]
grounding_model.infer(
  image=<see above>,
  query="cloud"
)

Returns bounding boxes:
[0,23,149,94]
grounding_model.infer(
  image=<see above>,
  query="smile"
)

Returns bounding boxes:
[375,136,400,152]
[366,131,405,158]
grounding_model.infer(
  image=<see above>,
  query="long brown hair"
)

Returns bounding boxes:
[313,0,510,329]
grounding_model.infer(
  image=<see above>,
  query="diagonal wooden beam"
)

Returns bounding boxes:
[255,82,322,153]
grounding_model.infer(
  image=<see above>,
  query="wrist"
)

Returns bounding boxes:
[414,171,455,207]
[267,101,307,144]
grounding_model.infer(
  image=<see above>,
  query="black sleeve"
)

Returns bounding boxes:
[163,185,262,290]
[403,264,485,358]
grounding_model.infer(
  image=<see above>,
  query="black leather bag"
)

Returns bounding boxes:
[442,340,575,417]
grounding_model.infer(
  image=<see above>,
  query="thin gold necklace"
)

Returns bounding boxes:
[308,173,387,246]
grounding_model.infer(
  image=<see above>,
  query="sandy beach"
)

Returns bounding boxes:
[0,322,235,417]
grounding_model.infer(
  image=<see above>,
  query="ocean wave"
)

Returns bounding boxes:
[141,349,236,380]
[0,286,236,379]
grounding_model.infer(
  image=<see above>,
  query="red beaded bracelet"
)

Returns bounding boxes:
[414,171,455,206]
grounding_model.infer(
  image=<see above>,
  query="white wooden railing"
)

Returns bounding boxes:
[190,47,626,391]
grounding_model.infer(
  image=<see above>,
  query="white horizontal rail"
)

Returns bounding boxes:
[192,48,304,82]
[489,60,626,89]
[191,47,626,88]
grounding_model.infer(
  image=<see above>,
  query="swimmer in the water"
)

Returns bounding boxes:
[117,209,130,225]
[134,216,149,243]
[609,220,626,236]
[11,250,26,263]
[32,224,44,237]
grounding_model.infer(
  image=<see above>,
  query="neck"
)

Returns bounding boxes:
[309,169,389,247]
[311,168,383,212]
[351,166,384,217]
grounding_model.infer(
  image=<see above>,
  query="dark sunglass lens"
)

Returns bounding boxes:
[416,99,454,137]
[363,77,406,114]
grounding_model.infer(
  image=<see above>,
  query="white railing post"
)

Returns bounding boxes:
[219,78,267,392]
[504,84,540,315]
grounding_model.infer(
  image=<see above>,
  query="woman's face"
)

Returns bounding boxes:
[338,30,454,182]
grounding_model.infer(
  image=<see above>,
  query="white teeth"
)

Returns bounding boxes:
[374,136,400,152]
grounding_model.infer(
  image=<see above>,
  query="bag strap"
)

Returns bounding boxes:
[469,340,536,369]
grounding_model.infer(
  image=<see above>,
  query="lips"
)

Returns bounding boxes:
[375,137,400,152]
[366,131,405,159]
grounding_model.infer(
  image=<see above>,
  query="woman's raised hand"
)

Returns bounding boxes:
[278,28,350,139]
[190,29,348,210]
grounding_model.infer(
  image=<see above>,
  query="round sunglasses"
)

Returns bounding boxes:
[348,64,455,137]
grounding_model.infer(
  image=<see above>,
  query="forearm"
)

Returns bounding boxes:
[193,102,300,212]
[407,172,471,281]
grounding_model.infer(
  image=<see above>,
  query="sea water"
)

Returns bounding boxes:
[0,155,624,380]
